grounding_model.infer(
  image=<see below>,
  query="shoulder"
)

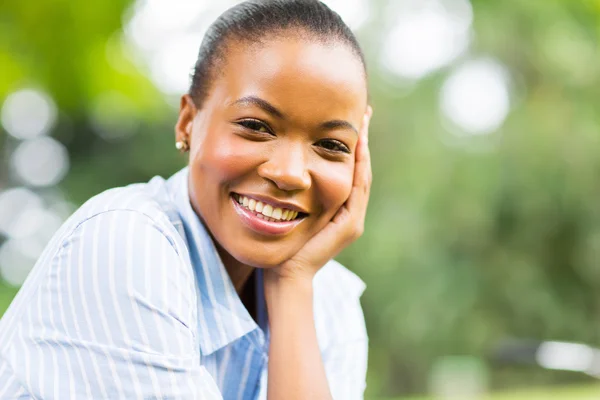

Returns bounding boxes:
[51,175,185,250]
[71,176,175,232]
[46,189,198,341]
[46,175,194,302]
[313,260,368,349]
[58,176,193,284]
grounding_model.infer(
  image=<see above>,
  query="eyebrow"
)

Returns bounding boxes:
[231,95,358,134]
[320,120,358,135]
[231,96,285,119]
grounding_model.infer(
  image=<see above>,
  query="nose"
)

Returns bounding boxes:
[257,143,311,192]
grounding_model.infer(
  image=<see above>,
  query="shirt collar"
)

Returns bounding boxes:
[166,167,265,356]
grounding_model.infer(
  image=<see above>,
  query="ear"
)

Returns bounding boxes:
[175,94,197,144]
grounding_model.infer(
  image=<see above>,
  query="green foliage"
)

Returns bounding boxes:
[2,0,600,397]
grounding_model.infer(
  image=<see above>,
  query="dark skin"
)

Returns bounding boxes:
[176,34,372,399]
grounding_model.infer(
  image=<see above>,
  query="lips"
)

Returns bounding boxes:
[230,193,307,235]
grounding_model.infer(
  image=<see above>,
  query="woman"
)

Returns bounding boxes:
[0,0,373,398]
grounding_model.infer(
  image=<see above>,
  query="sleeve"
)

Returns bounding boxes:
[315,261,369,400]
[12,209,223,399]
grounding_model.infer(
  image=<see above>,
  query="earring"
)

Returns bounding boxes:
[176,139,189,152]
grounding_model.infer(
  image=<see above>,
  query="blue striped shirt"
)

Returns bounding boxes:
[0,167,368,399]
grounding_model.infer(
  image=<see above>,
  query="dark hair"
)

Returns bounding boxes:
[189,0,367,108]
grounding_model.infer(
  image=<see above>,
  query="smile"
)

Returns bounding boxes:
[231,193,306,235]
[233,194,301,222]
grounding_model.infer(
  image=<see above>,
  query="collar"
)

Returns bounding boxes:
[166,167,265,356]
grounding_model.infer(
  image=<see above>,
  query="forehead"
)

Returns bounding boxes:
[209,36,367,119]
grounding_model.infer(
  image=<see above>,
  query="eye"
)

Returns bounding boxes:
[237,119,273,135]
[316,139,350,154]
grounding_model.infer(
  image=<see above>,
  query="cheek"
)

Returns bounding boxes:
[313,161,354,213]
[191,130,259,186]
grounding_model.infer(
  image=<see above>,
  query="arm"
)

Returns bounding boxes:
[265,276,330,399]
[265,107,373,400]
[13,210,222,399]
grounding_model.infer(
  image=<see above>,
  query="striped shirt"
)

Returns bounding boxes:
[0,167,368,399]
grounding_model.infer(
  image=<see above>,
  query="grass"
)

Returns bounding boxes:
[377,383,600,400]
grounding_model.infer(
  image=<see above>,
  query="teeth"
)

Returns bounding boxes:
[235,194,301,221]
[255,201,264,213]
[262,204,273,217]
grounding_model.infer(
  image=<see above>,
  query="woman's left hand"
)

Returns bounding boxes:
[265,106,373,285]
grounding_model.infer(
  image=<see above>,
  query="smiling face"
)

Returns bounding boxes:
[176,34,368,269]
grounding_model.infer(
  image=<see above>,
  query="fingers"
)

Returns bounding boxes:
[350,112,372,201]
[341,110,373,241]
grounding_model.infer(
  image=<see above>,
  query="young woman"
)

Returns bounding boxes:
[0,0,373,398]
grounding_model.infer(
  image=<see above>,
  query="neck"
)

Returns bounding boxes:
[215,243,255,295]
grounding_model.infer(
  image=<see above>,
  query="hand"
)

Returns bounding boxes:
[265,106,373,285]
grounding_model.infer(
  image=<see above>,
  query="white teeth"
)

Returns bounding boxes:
[255,201,264,213]
[262,204,273,217]
[235,195,301,221]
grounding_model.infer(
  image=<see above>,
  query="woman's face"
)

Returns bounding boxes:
[176,35,368,268]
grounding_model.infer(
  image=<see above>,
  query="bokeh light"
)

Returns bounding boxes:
[536,342,596,374]
[124,0,236,96]
[321,0,370,30]
[0,239,39,287]
[439,58,511,135]
[0,186,66,286]
[124,0,213,51]
[11,136,70,187]
[1,89,57,140]
[0,188,44,239]
[149,33,204,95]
[380,0,472,81]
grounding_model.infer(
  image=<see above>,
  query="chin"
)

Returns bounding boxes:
[227,241,299,269]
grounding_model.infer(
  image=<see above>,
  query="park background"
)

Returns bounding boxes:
[2,0,600,398]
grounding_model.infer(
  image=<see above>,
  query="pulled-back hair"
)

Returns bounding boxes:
[189,0,366,108]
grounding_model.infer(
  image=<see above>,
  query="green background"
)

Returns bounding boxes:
[2,0,600,398]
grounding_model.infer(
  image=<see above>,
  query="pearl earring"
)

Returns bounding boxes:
[176,140,189,152]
